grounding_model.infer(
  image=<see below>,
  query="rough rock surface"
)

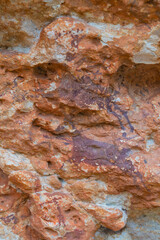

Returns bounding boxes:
[0,0,160,239]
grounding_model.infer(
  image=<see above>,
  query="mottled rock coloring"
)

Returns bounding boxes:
[0,0,160,239]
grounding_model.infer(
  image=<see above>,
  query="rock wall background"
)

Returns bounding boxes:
[0,0,160,239]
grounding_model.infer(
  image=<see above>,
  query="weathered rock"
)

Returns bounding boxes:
[8,171,41,193]
[0,1,160,239]
[28,192,97,240]
[79,202,127,231]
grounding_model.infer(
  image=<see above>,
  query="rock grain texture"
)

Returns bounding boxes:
[0,0,160,239]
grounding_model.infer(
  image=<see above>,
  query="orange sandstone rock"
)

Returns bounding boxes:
[0,1,160,239]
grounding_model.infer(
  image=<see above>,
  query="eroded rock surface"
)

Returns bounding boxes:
[0,1,160,239]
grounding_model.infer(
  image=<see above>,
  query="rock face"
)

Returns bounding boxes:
[0,1,160,239]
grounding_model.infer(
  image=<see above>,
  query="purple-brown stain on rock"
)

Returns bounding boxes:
[72,134,145,186]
